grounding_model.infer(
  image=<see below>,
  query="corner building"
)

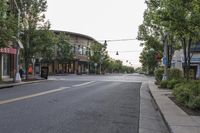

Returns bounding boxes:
[46,30,99,75]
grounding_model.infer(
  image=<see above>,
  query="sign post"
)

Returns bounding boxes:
[94,63,97,75]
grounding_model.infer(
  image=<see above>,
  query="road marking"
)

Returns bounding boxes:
[72,81,95,87]
[0,87,70,105]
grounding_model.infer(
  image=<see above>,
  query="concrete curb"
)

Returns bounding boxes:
[148,81,200,133]
[0,80,48,89]
[147,83,172,133]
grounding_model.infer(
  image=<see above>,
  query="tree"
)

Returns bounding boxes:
[137,0,165,72]
[139,48,158,74]
[114,60,123,73]
[0,0,18,81]
[89,42,107,74]
[14,0,49,79]
[153,0,200,80]
[90,42,103,63]
[160,0,200,80]
[0,0,17,47]
[56,32,74,63]
[34,24,57,64]
[121,66,134,73]
[138,0,200,79]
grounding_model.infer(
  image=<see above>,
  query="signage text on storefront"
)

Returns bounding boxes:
[0,48,16,54]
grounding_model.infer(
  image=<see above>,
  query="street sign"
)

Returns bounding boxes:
[163,57,168,65]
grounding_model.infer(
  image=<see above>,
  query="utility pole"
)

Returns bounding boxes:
[99,53,102,75]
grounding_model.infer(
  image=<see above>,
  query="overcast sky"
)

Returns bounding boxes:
[46,0,146,67]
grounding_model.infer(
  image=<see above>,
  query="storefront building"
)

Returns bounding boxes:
[0,48,16,80]
[41,30,98,75]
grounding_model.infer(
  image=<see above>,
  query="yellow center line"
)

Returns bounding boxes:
[0,87,70,105]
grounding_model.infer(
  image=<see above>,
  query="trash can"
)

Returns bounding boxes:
[41,67,49,79]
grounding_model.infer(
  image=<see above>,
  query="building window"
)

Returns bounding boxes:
[83,46,86,55]
[71,45,76,54]
[78,45,82,55]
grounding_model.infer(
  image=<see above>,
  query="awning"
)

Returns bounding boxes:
[0,48,17,54]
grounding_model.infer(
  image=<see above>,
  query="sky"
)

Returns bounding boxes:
[45,0,147,68]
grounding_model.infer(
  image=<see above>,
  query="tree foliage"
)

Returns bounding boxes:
[35,25,57,63]
[139,48,158,74]
[0,0,17,47]
[12,0,51,79]
[56,32,73,63]
[138,0,200,79]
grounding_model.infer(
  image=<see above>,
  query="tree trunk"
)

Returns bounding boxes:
[25,31,30,80]
[0,54,2,81]
[181,38,187,79]
[187,38,192,80]
[24,50,29,80]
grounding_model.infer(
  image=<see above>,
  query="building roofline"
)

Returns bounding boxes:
[51,30,100,43]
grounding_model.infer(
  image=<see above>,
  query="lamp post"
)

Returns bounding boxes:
[14,0,22,82]
[87,47,90,75]
[162,33,168,80]
[99,54,103,75]
[31,56,35,77]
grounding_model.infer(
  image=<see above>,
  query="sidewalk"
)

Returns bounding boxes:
[139,82,169,133]
[148,81,200,133]
[0,79,47,89]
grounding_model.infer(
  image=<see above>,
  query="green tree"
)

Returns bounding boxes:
[14,0,49,79]
[139,48,158,74]
[0,0,17,47]
[137,1,163,72]
[0,0,18,81]
[90,42,103,63]
[89,42,107,74]
[138,0,200,79]
[56,33,73,63]
[34,24,57,64]
[114,60,123,73]
[158,0,200,80]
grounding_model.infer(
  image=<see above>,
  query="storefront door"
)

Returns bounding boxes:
[2,54,10,77]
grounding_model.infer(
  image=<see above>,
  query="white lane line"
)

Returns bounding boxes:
[0,87,70,105]
[72,81,95,87]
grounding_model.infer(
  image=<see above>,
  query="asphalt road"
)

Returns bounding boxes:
[0,74,145,133]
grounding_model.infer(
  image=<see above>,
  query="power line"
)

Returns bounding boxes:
[108,50,141,53]
[98,38,137,42]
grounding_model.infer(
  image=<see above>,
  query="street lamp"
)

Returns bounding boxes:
[162,33,169,80]
[13,0,22,82]
[104,40,107,46]
[31,56,35,77]
[116,51,119,55]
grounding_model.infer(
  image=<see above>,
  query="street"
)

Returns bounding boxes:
[0,74,152,133]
